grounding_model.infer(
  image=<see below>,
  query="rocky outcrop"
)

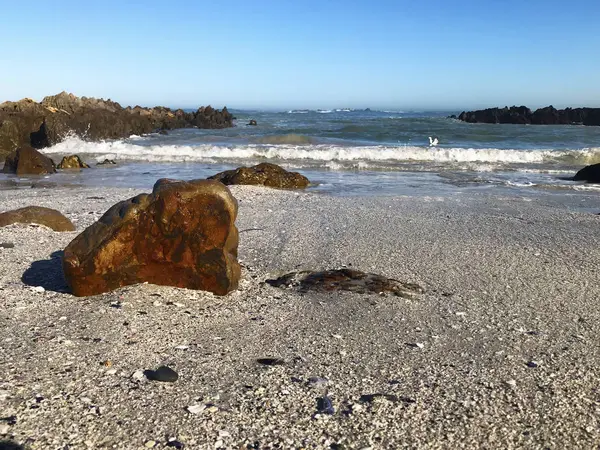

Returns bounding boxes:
[63,178,240,297]
[573,163,600,183]
[0,206,75,231]
[458,105,600,126]
[209,163,310,189]
[0,92,234,158]
[57,155,90,169]
[266,268,424,298]
[2,146,56,175]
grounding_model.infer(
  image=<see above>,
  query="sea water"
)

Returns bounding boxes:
[3,109,600,208]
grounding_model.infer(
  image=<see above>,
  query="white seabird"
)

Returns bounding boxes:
[428,136,439,147]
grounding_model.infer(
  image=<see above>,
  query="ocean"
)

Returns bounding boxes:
[5,108,600,205]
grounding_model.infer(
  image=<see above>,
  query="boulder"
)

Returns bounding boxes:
[266,268,424,298]
[2,146,56,175]
[573,163,600,183]
[0,92,235,158]
[63,178,240,297]
[0,206,75,231]
[209,162,310,189]
[57,155,90,169]
[458,105,600,126]
[248,120,258,126]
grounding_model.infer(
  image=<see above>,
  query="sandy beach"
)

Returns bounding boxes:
[1,184,600,449]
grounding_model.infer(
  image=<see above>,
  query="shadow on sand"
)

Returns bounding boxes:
[22,250,70,293]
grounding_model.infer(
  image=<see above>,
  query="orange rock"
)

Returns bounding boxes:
[63,179,240,297]
[209,162,310,189]
[0,206,75,231]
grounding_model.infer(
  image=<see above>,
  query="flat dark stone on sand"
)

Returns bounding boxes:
[257,358,285,366]
[316,396,335,414]
[0,242,15,248]
[145,366,178,382]
[266,268,424,298]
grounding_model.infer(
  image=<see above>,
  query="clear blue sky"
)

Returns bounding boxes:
[1,0,599,110]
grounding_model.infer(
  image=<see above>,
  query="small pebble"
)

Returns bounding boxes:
[146,366,178,382]
[175,345,189,350]
[257,358,285,366]
[31,286,45,293]
[0,242,15,249]
[505,379,517,388]
[145,440,157,448]
[167,438,185,449]
[316,396,335,415]
[131,370,145,381]
[526,360,539,368]
[187,404,206,415]
[0,423,10,435]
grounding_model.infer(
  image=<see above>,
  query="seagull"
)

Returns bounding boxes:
[428,136,439,147]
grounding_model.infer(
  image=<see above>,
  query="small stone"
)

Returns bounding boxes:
[146,366,178,382]
[316,396,335,415]
[257,358,285,366]
[132,369,145,381]
[214,440,224,448]
[145,440,157,448]
[526,361,539,368]
[505,379,517,388]
[0,423,10,435]
[167,439,185,449]
[187,404,206,415]
[0,243,15,249]
[31,286,45,293]
[308,377,329,388]
[175,345,189,350]
[207,405,219,413]
[105,369,117,375]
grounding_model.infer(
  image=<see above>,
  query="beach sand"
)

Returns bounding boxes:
[1,184,600,449]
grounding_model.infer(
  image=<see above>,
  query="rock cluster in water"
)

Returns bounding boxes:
[457,105,600,126]
[0,91,234,158]
[63,178,240,297]
[209,162,310,189]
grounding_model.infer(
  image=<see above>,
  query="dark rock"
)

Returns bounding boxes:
[0,92,234,158]
[96,159,117,166]
[266,268,424,298]
[316,396,335,415]
[158,129,169,135]
[458,105,600,126]
[62,178,240,297]
[0,206,75,231]
[2,146,56,175]
[573,163,600,183]
[0,242,15,248]
[145,366,178,382]
[257,358,285,366]
[359,393,399,403]
[209,162,310,189]
[248,120,258,126]
[166,439,185,449]
[57,155,90,169]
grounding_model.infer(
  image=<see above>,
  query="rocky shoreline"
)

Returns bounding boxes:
[455,105,600,126]
[0,92,234,158]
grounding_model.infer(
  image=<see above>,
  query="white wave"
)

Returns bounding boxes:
[317,110,333,114]
[40,136,600,166]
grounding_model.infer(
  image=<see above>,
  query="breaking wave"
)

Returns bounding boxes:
[41,136,600,168]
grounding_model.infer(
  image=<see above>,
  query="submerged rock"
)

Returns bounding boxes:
[96,159,117,166]
[0,206,75,231]
[57,155,90,169]
[2,146,56,175]
[266,268,424,298]
[209,162,310,189]
[62,178,240,297]
[573,163,600,183]
[248,119,258,126]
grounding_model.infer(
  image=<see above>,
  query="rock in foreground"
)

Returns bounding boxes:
[573,163,600,183]
[209,162,310,189]
[0,206,75,231]
[57,155,90,169]
[63,179,240,297]
[2,146,56,175]
[266,268,424,298]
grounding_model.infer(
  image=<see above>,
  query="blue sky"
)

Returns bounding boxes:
[1,0,599,110]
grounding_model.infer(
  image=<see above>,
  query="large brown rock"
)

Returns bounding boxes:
[0,206,75,231]
[209,163,310,189]
[2,146,56,175]
[63,179,240,297]
[57,155,90,169]
[0,92,234,158]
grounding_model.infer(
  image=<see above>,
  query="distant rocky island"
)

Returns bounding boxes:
[454,105,600,126]
[0,92,234,158]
